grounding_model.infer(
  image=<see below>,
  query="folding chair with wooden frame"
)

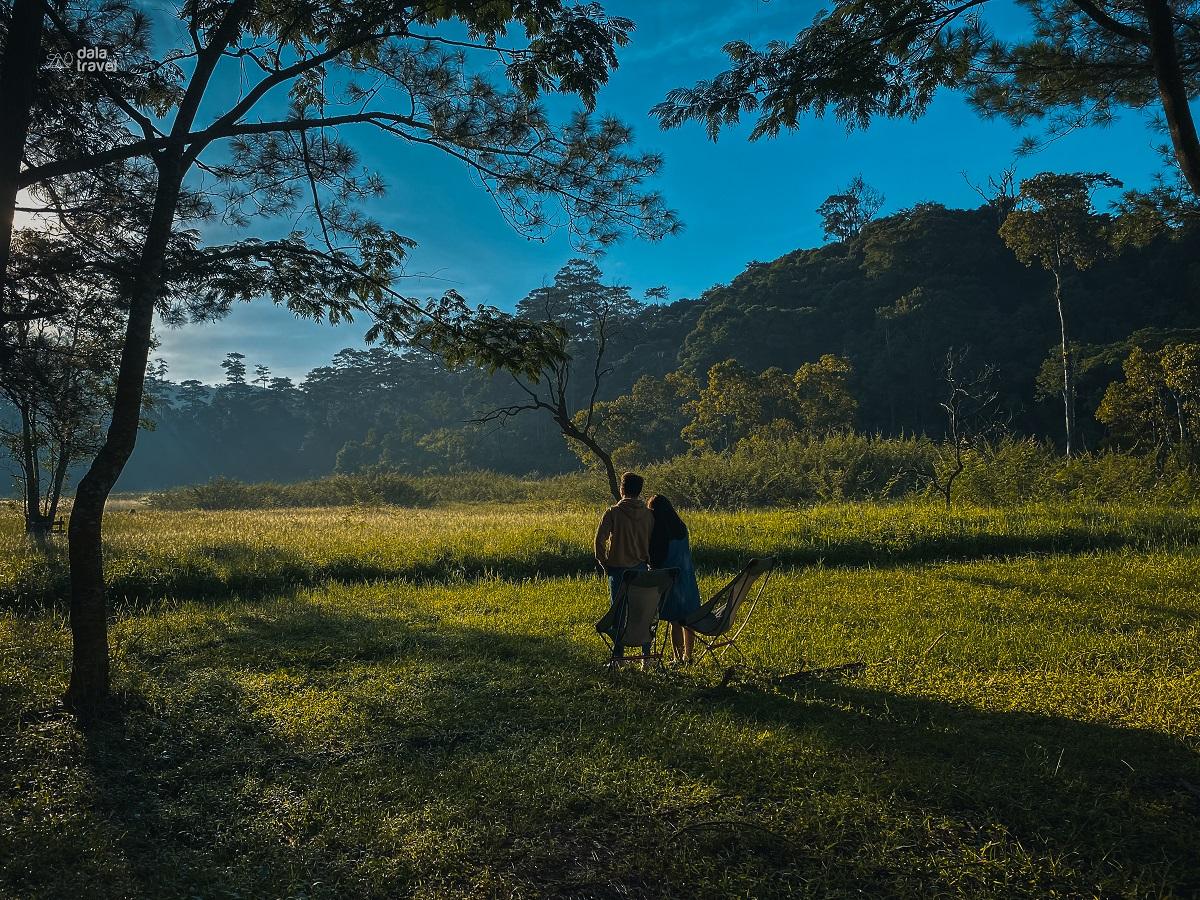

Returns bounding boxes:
[595,567,678,670]
[683,557,777,665]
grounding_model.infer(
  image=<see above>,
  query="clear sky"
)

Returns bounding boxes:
[155,0,1168,384]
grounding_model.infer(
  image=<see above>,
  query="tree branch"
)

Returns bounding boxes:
[173,0,255,140]
[1068,0,1152,47]
[39,0,163,143]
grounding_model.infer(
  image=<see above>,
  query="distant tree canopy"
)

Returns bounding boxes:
[1097,342,1200,463]
[15,201,1198,493]
[817,176,885,242]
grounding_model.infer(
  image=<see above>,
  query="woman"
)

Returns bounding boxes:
[648,495,702,663]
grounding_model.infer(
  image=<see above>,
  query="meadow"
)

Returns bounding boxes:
[2,500,1199,898]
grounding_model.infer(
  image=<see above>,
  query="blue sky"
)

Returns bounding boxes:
[156,0,1168,384]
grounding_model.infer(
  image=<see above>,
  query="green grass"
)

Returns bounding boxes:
[2,501,1198,897]
[5,500,1200,608]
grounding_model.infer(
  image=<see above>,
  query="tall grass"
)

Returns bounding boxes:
[142,437,1200,511]
[144,471,603,510]
[5,501,1200,610]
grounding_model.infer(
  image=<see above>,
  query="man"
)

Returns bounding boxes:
[595,471,655,660]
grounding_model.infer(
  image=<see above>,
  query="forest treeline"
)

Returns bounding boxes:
[72,200,1197,491]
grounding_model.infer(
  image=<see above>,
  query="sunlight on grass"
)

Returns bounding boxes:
[2,502,1198,897]
[4,500,1200,607]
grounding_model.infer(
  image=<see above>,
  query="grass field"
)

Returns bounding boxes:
[2,501,1199,898]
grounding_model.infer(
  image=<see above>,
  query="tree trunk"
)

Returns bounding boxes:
[0,0,45,294]
[563,418,620,500]
[1053,267,1075,457]
[596,445,620,502]
[1144,0,1200,197]
[47,434,70,524]
[18,401,43,534]
[64,156,182,715]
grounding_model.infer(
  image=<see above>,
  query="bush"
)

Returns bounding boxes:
[643,433,934,508]
[147,474,425,510]
[143,439,1200,511]
[145,470,608,510]
[954,438,1200,506]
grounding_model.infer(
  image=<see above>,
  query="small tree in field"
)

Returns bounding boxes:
[923,348,1000,510]
[1000,172,1118,457]
[0,307,119,542]
[457,259,645,501]
[0,224,127,542]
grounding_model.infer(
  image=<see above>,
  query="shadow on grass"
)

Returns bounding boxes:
[9,601,1196,898]
[11,680,386,899]
[7,514,1200,613]
[699,676,1200,895]
[942,570,1200,628]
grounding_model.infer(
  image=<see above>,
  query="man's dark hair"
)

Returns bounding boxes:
[620,472,644,498]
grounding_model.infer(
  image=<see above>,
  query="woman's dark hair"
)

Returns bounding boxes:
[648,495,688,567]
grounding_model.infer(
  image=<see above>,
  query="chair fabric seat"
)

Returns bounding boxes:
[595,567,679,665]
[683,608,726,636]
[684,557,778,661]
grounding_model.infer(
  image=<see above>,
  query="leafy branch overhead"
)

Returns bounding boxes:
[6,0,681,713]
[652,0,1200,197]
[20,0,682,303]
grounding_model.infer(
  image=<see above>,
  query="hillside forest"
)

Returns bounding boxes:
[15,195,1191,493]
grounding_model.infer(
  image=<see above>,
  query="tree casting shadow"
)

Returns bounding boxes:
[8,601,1193,898]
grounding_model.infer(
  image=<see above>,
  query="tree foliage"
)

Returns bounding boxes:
[681,355,857,453]
[571,372,696,469]
[55,201,1200,495]
[817,175,885,242]
[464,259,646,499]
[1000,172,1119,455]
[652,1,1200,196]
[1000,173,1120,272]
[1097,341,1200,464]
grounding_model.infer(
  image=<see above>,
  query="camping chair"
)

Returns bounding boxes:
[595,568,678,670]
[684,557,777,665]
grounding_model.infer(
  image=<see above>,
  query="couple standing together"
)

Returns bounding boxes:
[594,471,701,662]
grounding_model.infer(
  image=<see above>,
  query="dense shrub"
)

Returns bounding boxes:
[143,438,1200,510]
[642,433,932,508]
[953,438,1200,506]
[146,471,606,510]
[147,473,425,509]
